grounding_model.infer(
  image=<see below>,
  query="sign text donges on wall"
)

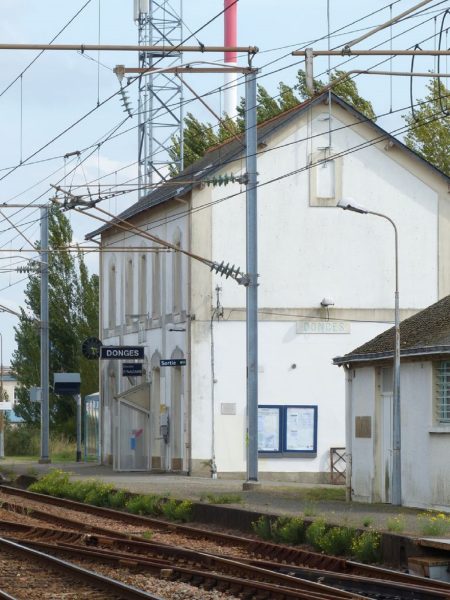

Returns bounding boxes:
[101,346,145,360]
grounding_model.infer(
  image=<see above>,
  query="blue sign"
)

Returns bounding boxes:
[122,363,143,376]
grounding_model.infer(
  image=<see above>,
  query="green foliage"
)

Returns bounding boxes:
[141,530,153,540]
[11,207,99,437]
[4,427,76,461]
[319,526,355,556]
[303,502,318,517]
[387,515,405,533]
[251,516,273,541]
[404,79,450,175]
[271,516,305,545]
[29,470,127,510]
[362,517,374,528]
[417,511,450,536]
[170,70,374,173]
[125,494,163,516]
[201,493,242,504]
[161,498,193,522]
[304,487,346,502]
[5,424,40,456]
[29,469,71,497]
[305,517,327,550]
[351,530,382,563]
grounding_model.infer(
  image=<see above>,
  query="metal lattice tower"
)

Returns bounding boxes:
[135,0,184,195]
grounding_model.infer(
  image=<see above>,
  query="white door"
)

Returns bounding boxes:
[380,367,393,503]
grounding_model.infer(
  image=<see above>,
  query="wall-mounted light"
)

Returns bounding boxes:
[320,297,335,307]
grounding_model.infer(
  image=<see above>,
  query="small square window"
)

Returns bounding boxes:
[435,361,450,423]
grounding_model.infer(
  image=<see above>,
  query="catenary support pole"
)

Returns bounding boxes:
[40,205,50,464]
[76,394,82,462]
[245,69,258,483]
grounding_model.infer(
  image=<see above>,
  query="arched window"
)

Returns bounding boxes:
[108,262,116,329]
[138,253,147,318]
[125,257,134,318]
[152,250,161,319]
[172,229,182,315]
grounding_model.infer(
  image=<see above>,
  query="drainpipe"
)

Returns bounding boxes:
[344,364,353,502]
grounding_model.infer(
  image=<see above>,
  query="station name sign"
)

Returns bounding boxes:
[101,346,145,360]
[160,359,186,367]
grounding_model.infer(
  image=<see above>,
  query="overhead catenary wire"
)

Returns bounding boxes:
[0,0,444,256]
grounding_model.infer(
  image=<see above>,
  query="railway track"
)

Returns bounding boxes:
[1,485,450,599]
[0,536,161,600]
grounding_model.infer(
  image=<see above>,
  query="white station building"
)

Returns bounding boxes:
[87,92,450,481]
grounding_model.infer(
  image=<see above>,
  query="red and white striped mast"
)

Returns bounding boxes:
[224,0,238,117]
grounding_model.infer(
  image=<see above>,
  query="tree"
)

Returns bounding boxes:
[11,207,99,436]
[404,79,450,176]
[170,69,375,172]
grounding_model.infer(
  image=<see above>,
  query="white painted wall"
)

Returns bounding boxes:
[210,110,439,311]
[349,360,450,509]
[99,98,450,481]
[205,320,385,476]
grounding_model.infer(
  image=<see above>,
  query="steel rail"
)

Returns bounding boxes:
[5,535,361,600]
[0,537,162,600]
[4,519,449,600]
[0,515,353,598]
[2,485,449,592]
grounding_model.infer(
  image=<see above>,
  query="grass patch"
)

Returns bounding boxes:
[387,515,405,533]
[418,511,450,536]
[251,516,273,541]
[271,516,305,545]
[201,493,242,504]
[362,517,374,528]
[303,502,318,517]
[351,530,381,563]
[305,517,327,550]
[29,470,194,523]
[161,499,193,522]
[126,494,163,516]
[319,526,355,556]
[303,487,346,502]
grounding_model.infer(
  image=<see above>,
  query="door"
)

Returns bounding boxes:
[116,400,150,471]
[380,367,393,503]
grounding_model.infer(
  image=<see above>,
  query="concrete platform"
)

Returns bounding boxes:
[1,460,447,538]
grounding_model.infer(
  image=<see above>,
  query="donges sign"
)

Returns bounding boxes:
[101,346,144,359]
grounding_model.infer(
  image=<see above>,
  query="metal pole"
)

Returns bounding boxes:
[39,206,50,464]
[245,69,258,483]
[392,223,401,506]
[76,394,82,462]
[0,334,4,459]
[367,211,401,505]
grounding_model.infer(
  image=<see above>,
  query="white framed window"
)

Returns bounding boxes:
[108,262,117,329]
[152,250,161,319]
[138,253,147,318]
[435,361,450,423]
[309,151,342,207]
[125,257,134,318]
[172,229,182,315]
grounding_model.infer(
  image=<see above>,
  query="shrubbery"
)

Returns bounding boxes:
[251,513,381,563]
[29,470,193,522]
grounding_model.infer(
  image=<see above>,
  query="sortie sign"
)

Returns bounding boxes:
[160,359,186,367]
[101,346,144,360]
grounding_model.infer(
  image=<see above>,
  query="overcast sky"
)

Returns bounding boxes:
[0,0,445,363]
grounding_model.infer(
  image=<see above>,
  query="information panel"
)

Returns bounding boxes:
[258,407,280,452]
[285,406,316,451]
[258,404,318,456]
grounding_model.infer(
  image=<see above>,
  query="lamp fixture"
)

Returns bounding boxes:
[320,297,335,307]
[336,197,368,214]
